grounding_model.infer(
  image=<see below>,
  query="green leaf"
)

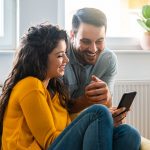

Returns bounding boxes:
[142,5,150,19]
[146,18,150,27]
[137,19,150,31]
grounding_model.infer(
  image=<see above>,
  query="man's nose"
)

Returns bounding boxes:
[89,43,97,53]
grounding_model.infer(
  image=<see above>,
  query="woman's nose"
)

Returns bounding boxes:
[64,53,69,63]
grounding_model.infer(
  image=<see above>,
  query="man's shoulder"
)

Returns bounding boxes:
[103,47,116,56]
[92,48,118,82]
[98,48,117,63]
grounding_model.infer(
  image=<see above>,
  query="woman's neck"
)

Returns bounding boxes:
[43,79,50,88]
[43,78,55,98]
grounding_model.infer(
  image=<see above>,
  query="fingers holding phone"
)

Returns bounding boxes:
[110,107,127,127]
[117,91,137,111]
[111,91,137,127]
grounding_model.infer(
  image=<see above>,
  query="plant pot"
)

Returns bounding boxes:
[140,32,150,50]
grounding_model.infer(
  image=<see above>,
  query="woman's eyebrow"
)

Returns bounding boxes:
[55,51,66,55]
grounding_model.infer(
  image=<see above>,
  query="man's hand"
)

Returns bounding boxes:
[84,75,111,106]
[68,75,112,113]
[110,107,127,127]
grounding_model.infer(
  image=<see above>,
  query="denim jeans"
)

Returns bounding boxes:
[48,104,141,150]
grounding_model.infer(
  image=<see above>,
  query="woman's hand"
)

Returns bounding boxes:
[109,107,127,127]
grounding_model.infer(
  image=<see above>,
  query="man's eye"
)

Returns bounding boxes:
[96,39,104,44]
[96,41,102,44]
[81,40,91,45]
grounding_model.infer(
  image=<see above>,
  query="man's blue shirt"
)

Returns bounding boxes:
[63,47,118,99]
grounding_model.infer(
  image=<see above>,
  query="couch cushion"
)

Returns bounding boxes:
[140,137,150,150]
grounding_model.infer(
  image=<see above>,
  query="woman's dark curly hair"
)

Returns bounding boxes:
[0,23,69,142]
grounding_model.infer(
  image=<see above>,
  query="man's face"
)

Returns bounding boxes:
[72,23,106,65]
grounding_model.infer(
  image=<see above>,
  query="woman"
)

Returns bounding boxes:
[0,24,140,150]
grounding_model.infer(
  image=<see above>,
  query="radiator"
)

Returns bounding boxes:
[113,80,150,139]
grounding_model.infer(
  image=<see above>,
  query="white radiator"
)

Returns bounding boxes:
[113,80,150,139]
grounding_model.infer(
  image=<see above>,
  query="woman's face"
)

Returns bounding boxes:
[47,40,69,79]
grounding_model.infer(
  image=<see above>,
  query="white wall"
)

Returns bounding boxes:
[115,50,150,80]
[18,0,65,38]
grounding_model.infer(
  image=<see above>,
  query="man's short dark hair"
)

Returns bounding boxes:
[72,7,107,34]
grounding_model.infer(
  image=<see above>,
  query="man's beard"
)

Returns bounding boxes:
[75,49,100,65]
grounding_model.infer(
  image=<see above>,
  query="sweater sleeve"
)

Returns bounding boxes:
[19,89,60,149]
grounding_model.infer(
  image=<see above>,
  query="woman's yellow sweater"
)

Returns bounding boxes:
[2,77,71,150]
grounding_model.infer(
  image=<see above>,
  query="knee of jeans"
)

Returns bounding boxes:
[120,124,141,142]
[86,104,112,120]
[88,104,108,113]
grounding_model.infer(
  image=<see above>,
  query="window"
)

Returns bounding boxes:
[0,0,4,37]
[0,0,16,50]
[65,0,150,50]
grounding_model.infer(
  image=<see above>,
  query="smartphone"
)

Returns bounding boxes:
[117,91,137,112]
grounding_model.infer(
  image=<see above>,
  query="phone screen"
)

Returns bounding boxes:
[117,91,137,111]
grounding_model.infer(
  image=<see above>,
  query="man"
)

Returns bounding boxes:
[63,8,141,149]
[64,7,117,115]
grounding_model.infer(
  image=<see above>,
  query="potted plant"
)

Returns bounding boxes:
[137,5,150,50]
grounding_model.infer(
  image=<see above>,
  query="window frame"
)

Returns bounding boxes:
[0,0,4,36]
[0,0,16,50]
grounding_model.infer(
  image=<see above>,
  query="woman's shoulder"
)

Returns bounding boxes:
[20,76,41,83]
[14,76,45,92]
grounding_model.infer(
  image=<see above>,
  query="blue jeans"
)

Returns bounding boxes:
[48,104,141,150]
